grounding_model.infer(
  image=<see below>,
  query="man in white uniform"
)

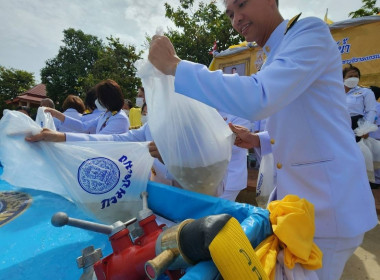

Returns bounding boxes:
[148,0,378,279]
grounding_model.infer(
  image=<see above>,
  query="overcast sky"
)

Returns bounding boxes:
[0,0,366,83]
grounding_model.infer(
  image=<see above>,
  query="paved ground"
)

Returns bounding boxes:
[341,216,380,280]
[237,168,380,280]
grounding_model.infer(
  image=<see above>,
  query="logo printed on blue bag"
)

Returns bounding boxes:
[0,191,32,227]
[78,157,120,194]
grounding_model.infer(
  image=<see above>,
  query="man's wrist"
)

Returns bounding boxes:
[172,58,181,76]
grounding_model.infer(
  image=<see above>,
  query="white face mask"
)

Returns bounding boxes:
[95,99,107,111]
[136,97,144,108]
[344,77,359,89]
[123,109,129,116]
[141,115,148,125]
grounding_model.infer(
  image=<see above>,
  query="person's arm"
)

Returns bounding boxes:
[25,128,66,142]
[61,114,99,133]
[97,112,130,135]
[363,89,377,123]
[169,19,333,122]
[45,108,65,122]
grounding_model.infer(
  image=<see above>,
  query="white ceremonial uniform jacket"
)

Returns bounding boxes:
[173,17,377,238]
[62,110,129,135]
[346,86,377,123]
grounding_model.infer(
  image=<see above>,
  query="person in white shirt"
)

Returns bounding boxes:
[148,0,377,278]
[344,64,377,142]
[56,94,85,132]
[45,79,129,135]
[81,87,103,131]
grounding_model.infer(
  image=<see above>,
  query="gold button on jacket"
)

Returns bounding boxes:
[277,163,283,169]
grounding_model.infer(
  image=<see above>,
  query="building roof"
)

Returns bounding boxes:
[5,83,47,106]
[24,84,46,97]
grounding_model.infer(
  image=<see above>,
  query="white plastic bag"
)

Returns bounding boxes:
[35,106,56,130]
[136,60,234,196]
[256,153,275,208]
[357,139,375,183]
[354,118,378,136]
[0,110,154,223]
[362,137,380,169]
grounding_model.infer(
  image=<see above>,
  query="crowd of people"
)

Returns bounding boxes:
[5,0,378,278]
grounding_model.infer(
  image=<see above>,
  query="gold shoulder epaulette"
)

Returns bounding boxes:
[285,13,302,35]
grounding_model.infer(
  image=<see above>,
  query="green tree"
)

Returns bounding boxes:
[80,37,143,101]
[349,0,380,18]
[0,66,35,118]
[163,0,244,66]
[40,28,103,108]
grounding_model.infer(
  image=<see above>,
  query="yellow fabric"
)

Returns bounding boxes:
[255,195,323,278]
[129,107,142,129]
[255,235,279,280]
[209,217,269,280]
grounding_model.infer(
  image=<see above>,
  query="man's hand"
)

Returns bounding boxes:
[148,35,181,75]
[25,128,66,142]
[229,123,260,149]
[148,141,164,164]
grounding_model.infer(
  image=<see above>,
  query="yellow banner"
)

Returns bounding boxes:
[331,20,380,87]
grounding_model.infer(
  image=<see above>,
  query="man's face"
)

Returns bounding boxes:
[225,0,274,46]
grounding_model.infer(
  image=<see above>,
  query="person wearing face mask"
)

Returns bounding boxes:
[122,99,133,117]
[44,79,130,135]
[81,87,103,131]
[129,87,146,129]
[343,64,377,142]
[140,102,148,125]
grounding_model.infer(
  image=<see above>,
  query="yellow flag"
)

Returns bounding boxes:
[324,8,333,25]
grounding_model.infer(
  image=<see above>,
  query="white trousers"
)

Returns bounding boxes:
[314,234,364,280]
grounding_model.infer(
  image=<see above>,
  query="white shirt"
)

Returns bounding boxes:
[56,108,82,132]
[62,110,129,134]
[80,109,103,133]
[346,86,377,123]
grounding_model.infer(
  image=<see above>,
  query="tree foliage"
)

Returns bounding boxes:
[80,37,143,101]
[164,0,244,66]
[349,0,380,18]
[41,28,143,109]
[0,66,35,117]
[41,28,103,108]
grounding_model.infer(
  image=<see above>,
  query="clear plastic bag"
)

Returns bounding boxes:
[0,110,154,223]
[136,60,234,196]
[256,153,275,208]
